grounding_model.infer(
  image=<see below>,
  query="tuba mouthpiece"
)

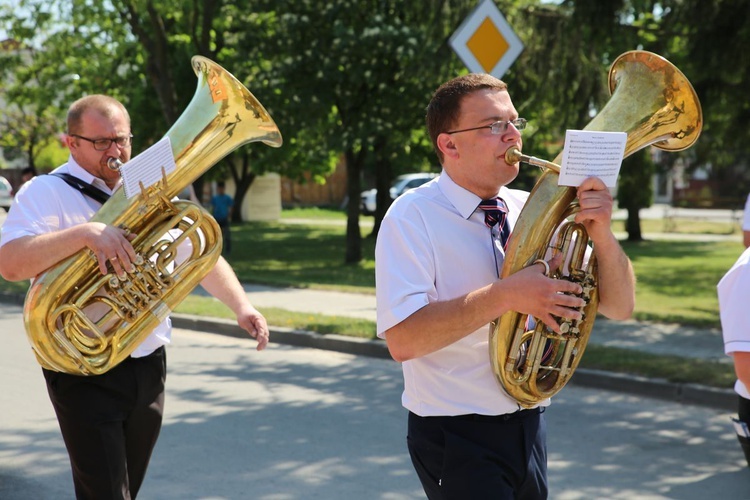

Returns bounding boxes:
[505,147,523,165]
[107,157,123,171]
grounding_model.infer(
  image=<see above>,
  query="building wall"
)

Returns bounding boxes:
[280,159,347,208]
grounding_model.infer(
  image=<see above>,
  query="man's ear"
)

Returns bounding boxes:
[63,134,77,152]
[437,133,458,160]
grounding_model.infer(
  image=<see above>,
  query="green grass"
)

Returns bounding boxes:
[2,214,739,327]
[580,344,736,388]
[176,294,377,339]
[627,217,740,235]
[620,239,739,328]
[223,219,376,293]
[280,206,348,220]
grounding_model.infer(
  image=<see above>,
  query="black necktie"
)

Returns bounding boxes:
[479,197,511,249]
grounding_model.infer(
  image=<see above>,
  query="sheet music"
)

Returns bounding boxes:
[120,137,176,199]
[558,130,627,188]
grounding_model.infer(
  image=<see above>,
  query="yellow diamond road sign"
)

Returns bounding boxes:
[450,0,524,79]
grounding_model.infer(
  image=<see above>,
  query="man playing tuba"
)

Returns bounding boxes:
[375,74,636,499]
[0,94,270,499]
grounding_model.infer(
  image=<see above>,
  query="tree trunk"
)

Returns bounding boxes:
[625,206,643,241]
[369,137,392,239]
[230,153,254,223]
[344,148,363,263]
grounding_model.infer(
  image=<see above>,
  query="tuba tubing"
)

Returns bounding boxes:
[24,56,282,375]
[490,50,702,407]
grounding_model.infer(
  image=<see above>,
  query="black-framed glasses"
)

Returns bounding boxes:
[71,133,133,151]
[446,118,527,135]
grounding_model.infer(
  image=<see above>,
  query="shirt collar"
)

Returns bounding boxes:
[437,170,512,220]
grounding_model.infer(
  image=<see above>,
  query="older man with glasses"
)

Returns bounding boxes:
[0,94,270,499]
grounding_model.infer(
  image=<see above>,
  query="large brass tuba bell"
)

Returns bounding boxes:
[24,56,282,375]
[490,50,702,407]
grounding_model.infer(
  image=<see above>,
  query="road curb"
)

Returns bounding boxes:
[171,314,737,412]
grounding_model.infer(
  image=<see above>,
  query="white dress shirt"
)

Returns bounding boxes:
[375,170,550,416]
[718,245,750,399]
[0,156,171,357]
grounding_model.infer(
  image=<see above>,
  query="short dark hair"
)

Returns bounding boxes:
[426,74,508,164]
[67,94,130,135]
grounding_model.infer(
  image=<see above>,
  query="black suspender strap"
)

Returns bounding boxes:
[49,172,111,205]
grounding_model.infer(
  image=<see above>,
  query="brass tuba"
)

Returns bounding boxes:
[23,56,282,375]
[489,50,702,407]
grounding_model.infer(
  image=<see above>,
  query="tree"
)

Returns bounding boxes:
[4,0,749,256]
[1,0,333,217]
[0,0,156,167]
[243,0,478,262]
[0,14,76,172]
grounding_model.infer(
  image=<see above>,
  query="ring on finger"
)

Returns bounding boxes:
[533,259,550,277]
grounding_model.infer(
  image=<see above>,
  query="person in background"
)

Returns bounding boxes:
[375,73,636,499]
[20,166,37,184]
[12,166,37,197]
[210,180,234,256]
[0,94,269,499]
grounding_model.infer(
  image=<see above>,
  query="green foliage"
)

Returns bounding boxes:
[34,137,68,170]
[621,238,740,328]
[3,0,750,257]
[224,220,376,291]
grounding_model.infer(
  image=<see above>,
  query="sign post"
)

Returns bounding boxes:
[449,0,524,79]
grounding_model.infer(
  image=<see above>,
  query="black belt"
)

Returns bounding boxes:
[452,407,543,422]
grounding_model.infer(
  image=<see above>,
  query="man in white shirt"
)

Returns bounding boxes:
[718,246,750,468]
[376,74,635,499]
[0,94,270,499]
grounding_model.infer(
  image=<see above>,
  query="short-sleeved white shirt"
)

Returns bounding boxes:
[375,171,549,416]
[0,156,171,358]
[718,246,750,398]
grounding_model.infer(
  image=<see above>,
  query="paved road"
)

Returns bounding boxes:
[1,304,748,499]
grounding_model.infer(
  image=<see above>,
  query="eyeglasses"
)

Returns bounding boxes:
[446,118,527,135]
[71,134,133,151]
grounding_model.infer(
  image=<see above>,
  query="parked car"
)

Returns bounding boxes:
[360,172,438,215]
[0,176,12,212]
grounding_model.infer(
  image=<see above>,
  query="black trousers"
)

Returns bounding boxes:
[407,408,548,500]
[736,395,750,467]
[43,347,167,500]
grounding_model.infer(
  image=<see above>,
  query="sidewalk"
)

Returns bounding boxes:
[180,272,735,411]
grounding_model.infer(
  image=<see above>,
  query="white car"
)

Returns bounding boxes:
[360,172,437,215]
[0,176,12,212]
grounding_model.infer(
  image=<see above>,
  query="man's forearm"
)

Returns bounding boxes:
[199,256,249,315]
[0,227,91,281]
[593,235,636,320]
